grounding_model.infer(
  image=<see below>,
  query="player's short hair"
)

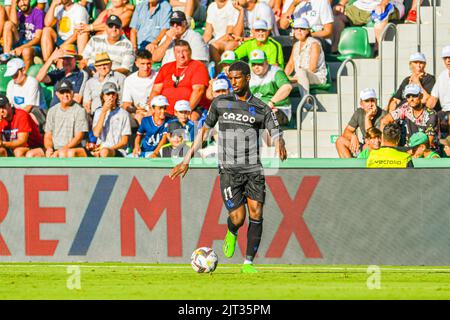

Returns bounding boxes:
[174,39,191,52]
[228,61,251,77]
[135,49,152,61]
[383,123,401,145]
[365,127,382,140]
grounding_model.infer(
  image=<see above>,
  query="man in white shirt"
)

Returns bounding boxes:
[122,49,158,128]
[40,0,89,62]
[428,45,450,137]
[202,0,239,65]
[5,58,46,130]
[81,15,135,75]
[151,10,209,65]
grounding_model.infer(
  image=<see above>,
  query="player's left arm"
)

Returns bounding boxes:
[264,107,287,160]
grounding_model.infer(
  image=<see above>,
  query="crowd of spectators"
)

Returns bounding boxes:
[0,0,448,160]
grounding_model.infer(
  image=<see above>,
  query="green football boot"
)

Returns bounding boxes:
[241,263,258,273]
[222,230,237,258]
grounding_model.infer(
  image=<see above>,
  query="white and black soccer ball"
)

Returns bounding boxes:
[191,247,218,273]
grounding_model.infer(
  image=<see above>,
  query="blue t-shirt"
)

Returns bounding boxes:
[137,116,169,152]
[166,118,195,142]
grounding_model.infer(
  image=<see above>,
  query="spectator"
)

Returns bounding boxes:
[212,78,230,98]
[159,128,190,157]
[335,88,386,158]
[331,0,405,55]
[170,0,207,28]
[387,52,435,112]
[279,0,334,51]
[2,0,44,72]
[122,49,158,127]
[149,40,210,121]
[89,82,131,157]
[284,18,327,96]
[129,0,171,52]
[5,58,46,130]
[27,79,89,158]
[0,7,5,42]
[36,44,88,108]
[381,83,438,148]
[234,19,284,68]
[357,127,381,159]
[79,0,134,38]
[231,0,279,39]
[366,122,413,168]
[151,99,195,157]
[81,14,135,75]
[202,0,239,65]
[0,94,44,157]
[428,45,450,137]
[83,52,126,117]
[132,95,170,158]
[407,131,440,159]
[151,10,209,65]
[41,0,90,62]
[249,49,292,125]
[206,50,235,100]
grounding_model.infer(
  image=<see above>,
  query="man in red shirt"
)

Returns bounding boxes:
[0,94,44,157]
[149,39,210,121]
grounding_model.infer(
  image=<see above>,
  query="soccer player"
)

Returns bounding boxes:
[169,61,287,273]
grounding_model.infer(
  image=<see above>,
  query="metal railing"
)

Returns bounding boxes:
[417,0,438,75]
[296,94,318,158]
[336,58,358,136]
[379,23,398,108]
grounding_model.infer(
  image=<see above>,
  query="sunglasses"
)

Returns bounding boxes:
[170,21,183,27]
[107,24,121,29]
[406,94,420,99]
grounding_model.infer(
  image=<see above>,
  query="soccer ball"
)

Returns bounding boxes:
[191,247,218,273]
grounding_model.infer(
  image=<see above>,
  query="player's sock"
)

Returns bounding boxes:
[245,218,263,263]
[227,217,239,235]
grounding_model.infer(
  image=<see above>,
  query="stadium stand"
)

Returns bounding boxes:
[0,0,449,159]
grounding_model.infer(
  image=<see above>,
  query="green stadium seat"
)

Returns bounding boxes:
[0,64,12,95]
[336,27,372,61]
[27,63,43,77]
[310,64,333,94]
[40,84,53,108]
[152,61,162,72]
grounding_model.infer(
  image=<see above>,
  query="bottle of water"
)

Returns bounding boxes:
[208,61,216,79]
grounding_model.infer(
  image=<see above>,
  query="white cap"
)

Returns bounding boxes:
[219,50,236,64]
[409,52,426,62]
[359,88,377,101]
[150,95,169,107]
[212,79,229,92]
[249,49,266,63]
[442,45,450,58]
[174,100,191,112]
[4,58,25,77]
[293,17,310,29]
[252,19,269,30]
[403,83,422,97]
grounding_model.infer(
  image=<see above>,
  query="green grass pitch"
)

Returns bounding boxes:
[1,263,450,299]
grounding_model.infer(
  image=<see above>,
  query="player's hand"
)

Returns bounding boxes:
[232,0,243,11]
[45,148,54,158]
[150,152,158,158]
[276,138,287,161]
[169,162,189,179]
[350,134,360,154]
[145,42,158,53]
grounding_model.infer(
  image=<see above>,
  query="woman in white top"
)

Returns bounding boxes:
[284,18,327,95]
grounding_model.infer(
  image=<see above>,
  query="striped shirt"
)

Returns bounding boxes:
[82,34,135,72]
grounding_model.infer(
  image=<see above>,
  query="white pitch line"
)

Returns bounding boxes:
[1,264,450,272]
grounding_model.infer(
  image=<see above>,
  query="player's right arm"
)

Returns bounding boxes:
[169,98,220,179]
[169,125,210,179]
